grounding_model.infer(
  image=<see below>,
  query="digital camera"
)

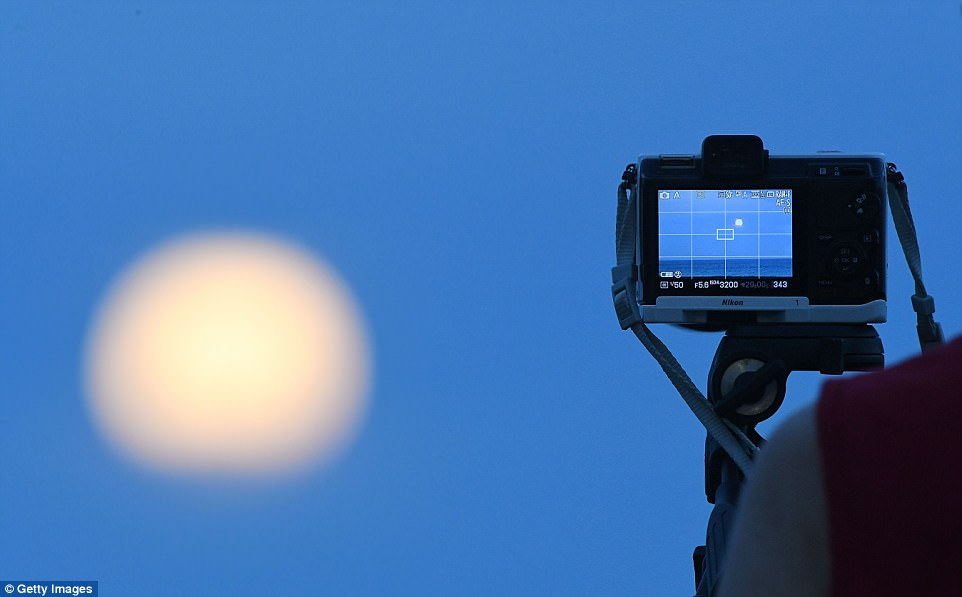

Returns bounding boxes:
[612,135,887,326]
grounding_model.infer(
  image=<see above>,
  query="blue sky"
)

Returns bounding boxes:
[2,2,960,595]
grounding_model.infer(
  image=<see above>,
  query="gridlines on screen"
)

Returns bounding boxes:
[657,189,793,279]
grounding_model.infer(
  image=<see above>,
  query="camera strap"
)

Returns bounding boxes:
[630,322,759,474]
[614,169,758,473]
[885,163,944,352]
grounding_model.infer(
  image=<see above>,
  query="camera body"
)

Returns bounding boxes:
[613,135,887,326]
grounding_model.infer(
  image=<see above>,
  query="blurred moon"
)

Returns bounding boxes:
[84,232,371,476]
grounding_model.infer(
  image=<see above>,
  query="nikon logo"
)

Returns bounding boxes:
[721,299,744,306]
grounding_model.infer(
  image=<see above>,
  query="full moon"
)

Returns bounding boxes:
[84,232,371,476]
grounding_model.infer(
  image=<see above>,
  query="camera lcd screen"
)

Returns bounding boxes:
[657,189,793,283]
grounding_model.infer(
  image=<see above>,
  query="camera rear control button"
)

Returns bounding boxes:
[831,243,865,275]
[849,192,880,220]
[812,165,832,176]
[816,279,835,297]
[860,270,880,290]
[859,230,880,246]
[816,231,835,244]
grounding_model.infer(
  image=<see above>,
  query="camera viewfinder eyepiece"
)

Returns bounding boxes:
[701,135,768,178]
